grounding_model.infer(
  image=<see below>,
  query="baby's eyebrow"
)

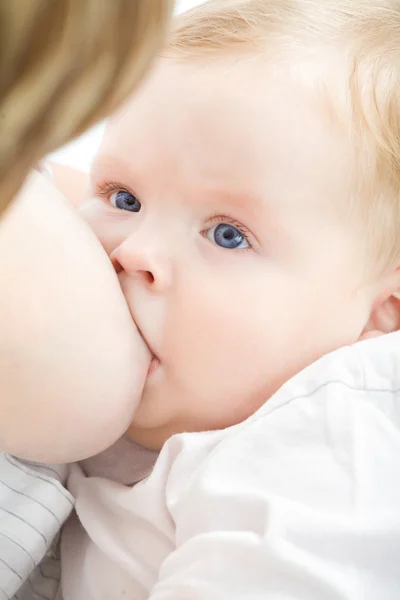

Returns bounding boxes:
[90,154,116,179]
[90,153,136,185]
[213,187,292,244]
[205,185,269,216]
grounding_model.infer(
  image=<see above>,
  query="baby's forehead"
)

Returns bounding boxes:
[106,56,343,157]
[98,56,352,220]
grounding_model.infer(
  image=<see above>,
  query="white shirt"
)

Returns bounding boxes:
[61,331,400,599]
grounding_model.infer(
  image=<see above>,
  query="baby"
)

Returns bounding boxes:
[42,0,400,597]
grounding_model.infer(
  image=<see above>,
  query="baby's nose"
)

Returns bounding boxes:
[110,239,171,292]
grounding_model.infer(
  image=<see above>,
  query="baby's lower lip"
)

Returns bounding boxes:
[148,356,160,377]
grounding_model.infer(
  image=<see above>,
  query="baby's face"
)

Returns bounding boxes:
[81,57,369,449]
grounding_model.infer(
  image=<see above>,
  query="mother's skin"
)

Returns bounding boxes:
[0,0,173,464]
[0,171,150,463]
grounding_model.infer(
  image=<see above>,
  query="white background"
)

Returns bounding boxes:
[50,0,205,171]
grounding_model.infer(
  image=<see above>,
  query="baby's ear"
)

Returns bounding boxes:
[362,268,400,337]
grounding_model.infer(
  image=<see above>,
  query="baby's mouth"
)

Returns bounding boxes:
[134,321,160,373]
[119,285,160,374]
[148,356,160,377]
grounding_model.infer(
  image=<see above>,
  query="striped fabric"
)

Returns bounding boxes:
[0,452,73,599]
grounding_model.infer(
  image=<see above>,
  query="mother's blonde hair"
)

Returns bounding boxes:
[0,0,173,213]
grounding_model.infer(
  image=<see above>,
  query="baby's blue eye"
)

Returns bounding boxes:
[110,190,141,212]
[206,223,249,250]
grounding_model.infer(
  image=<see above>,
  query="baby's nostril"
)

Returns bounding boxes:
[146,271,155,284]
[139,270,154,285]
[111,256,123,274]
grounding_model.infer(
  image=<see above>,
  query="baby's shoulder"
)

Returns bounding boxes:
[247,329,400,431]
[163,333,400,520]
[149,335,400,600]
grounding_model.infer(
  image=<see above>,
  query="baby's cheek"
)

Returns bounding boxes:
[165,286,269,397]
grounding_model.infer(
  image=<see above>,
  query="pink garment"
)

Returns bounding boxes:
[62,436,186,600]
[62,436,162,598]
[79,435,158,486]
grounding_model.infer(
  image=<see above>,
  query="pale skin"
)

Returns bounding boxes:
[0,170,150,463]
[76,56,400,451]
[6,53,397,461]
[50,163,89,208]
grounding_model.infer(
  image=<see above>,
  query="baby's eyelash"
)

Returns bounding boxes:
[207,214,254,249]
[95,181,136,200]
[96,181,118,196]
